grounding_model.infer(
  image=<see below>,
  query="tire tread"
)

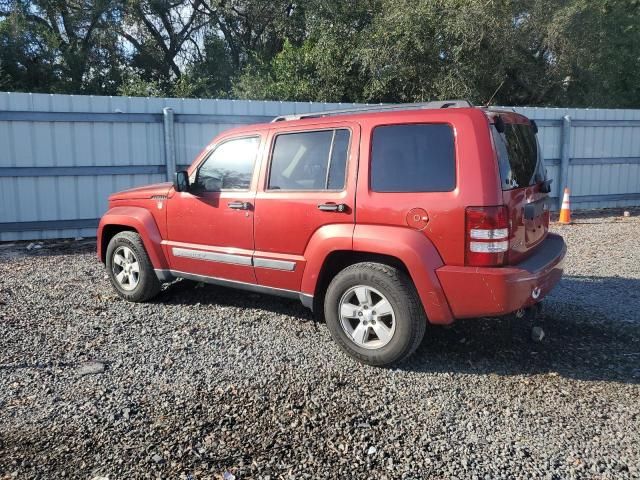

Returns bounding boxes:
[106,231,161,302]
[324,262,426,366]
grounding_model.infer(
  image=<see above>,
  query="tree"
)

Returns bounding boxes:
[200,0,304,70]
[0,0,124,94]
[536,0,640,107]
[118,0,208,91]
[233,0,379,101]
[233,0,640,107]
[0,0,639,107]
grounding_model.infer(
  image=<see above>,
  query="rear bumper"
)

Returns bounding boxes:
[436,233,566,319]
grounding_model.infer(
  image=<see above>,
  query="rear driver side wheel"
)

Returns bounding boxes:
[105,231,161,302]
[324,262,426,366]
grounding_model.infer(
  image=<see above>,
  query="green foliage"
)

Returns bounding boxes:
[1,0,639,106]
[0,0,124,94]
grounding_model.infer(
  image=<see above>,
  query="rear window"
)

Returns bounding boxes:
[491,123,545,190]
[371,124,455,192]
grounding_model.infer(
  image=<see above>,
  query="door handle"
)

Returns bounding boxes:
[228,201,252,210]
[317,203,348,212]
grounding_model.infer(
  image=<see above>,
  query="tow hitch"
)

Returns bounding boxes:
[514,302,545,342]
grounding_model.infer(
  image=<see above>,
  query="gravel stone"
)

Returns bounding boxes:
[1,211,639,479]
[77,361,106,375]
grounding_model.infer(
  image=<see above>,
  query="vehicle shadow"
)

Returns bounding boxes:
[154,277,316,322]
[159,275,640,385]
[7,242,639,385]
[404,275,640,384]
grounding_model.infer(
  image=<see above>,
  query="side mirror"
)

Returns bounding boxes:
[174,170,189,192]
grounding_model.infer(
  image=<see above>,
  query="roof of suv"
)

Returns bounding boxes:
[216,101,531,139]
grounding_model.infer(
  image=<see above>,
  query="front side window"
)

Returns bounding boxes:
[268,129,350,191]
[195,136,260,192]
[370,124,455,192]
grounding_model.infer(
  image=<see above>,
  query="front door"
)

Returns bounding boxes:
[165,135,263,284]
[253,123,359,292]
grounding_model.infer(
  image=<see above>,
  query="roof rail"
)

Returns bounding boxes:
[271,99,474,122]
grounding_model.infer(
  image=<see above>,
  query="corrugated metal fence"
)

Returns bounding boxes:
[1,92,639,241]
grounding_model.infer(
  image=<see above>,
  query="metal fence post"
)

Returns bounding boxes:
[162,107,176,181]
[558,115,572,209]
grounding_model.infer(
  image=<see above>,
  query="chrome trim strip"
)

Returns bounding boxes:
[253,257,296,271]
[169,269,310,302]
[172,247,252,266]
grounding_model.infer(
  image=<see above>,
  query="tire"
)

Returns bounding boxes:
[105,231,161,302]
[323,262,426,366]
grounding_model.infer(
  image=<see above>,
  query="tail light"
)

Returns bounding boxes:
[465,206,509,266]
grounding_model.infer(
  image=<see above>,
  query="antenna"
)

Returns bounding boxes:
[484,80,505,108]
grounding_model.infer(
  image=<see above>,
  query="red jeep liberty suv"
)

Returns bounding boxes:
[98,101,566,366]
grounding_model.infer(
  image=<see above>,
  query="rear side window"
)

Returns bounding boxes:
[370,124,455,192]
[491,123,545,190]
[268,129,350,190]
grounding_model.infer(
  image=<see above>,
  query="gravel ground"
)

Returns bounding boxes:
[1,213,639,479]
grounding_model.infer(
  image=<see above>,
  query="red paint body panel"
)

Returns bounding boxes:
[164,190,257,284]
[97,205,169,269]
[253,121,360,291]
[352,224,453,324]
[437,233,566,318]
[355,109,501,267]
[98,105,566,323]
[299,224,355,295]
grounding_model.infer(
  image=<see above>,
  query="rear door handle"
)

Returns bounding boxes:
[228,201,252,210]
[317,203,348,212]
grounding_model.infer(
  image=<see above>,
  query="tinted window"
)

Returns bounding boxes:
[370,124,455,192]
[196,136,260,191]
[327,129,350,190]
[492,123,545,190]
[269,129,350,190]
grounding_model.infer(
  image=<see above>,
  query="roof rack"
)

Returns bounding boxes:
[271,99,474,122]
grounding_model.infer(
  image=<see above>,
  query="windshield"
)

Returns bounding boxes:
[491,123,545,190]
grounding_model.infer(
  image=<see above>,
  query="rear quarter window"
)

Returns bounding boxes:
[370,124,455,192]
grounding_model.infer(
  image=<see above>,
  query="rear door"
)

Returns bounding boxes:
[491,119,550,263]
[252,122,359,292]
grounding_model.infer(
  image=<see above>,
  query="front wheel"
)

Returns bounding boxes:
[105,231,161,302]
[324,262,426,366]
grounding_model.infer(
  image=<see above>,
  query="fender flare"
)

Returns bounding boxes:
[97,206,169,269]
[352,224,453,324]
[302,224,453,325]
[300,223,355,295]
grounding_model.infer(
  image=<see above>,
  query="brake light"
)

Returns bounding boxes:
[465,206,509,266]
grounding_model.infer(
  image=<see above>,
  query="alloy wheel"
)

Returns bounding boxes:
[339,285,396,349]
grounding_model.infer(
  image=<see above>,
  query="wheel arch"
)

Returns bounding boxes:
[303,224,454,325]
[97,206,169,269]
[312,250,411,309]
[100,224,137,262]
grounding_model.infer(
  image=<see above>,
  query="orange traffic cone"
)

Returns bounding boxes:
[558,187,572,224]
